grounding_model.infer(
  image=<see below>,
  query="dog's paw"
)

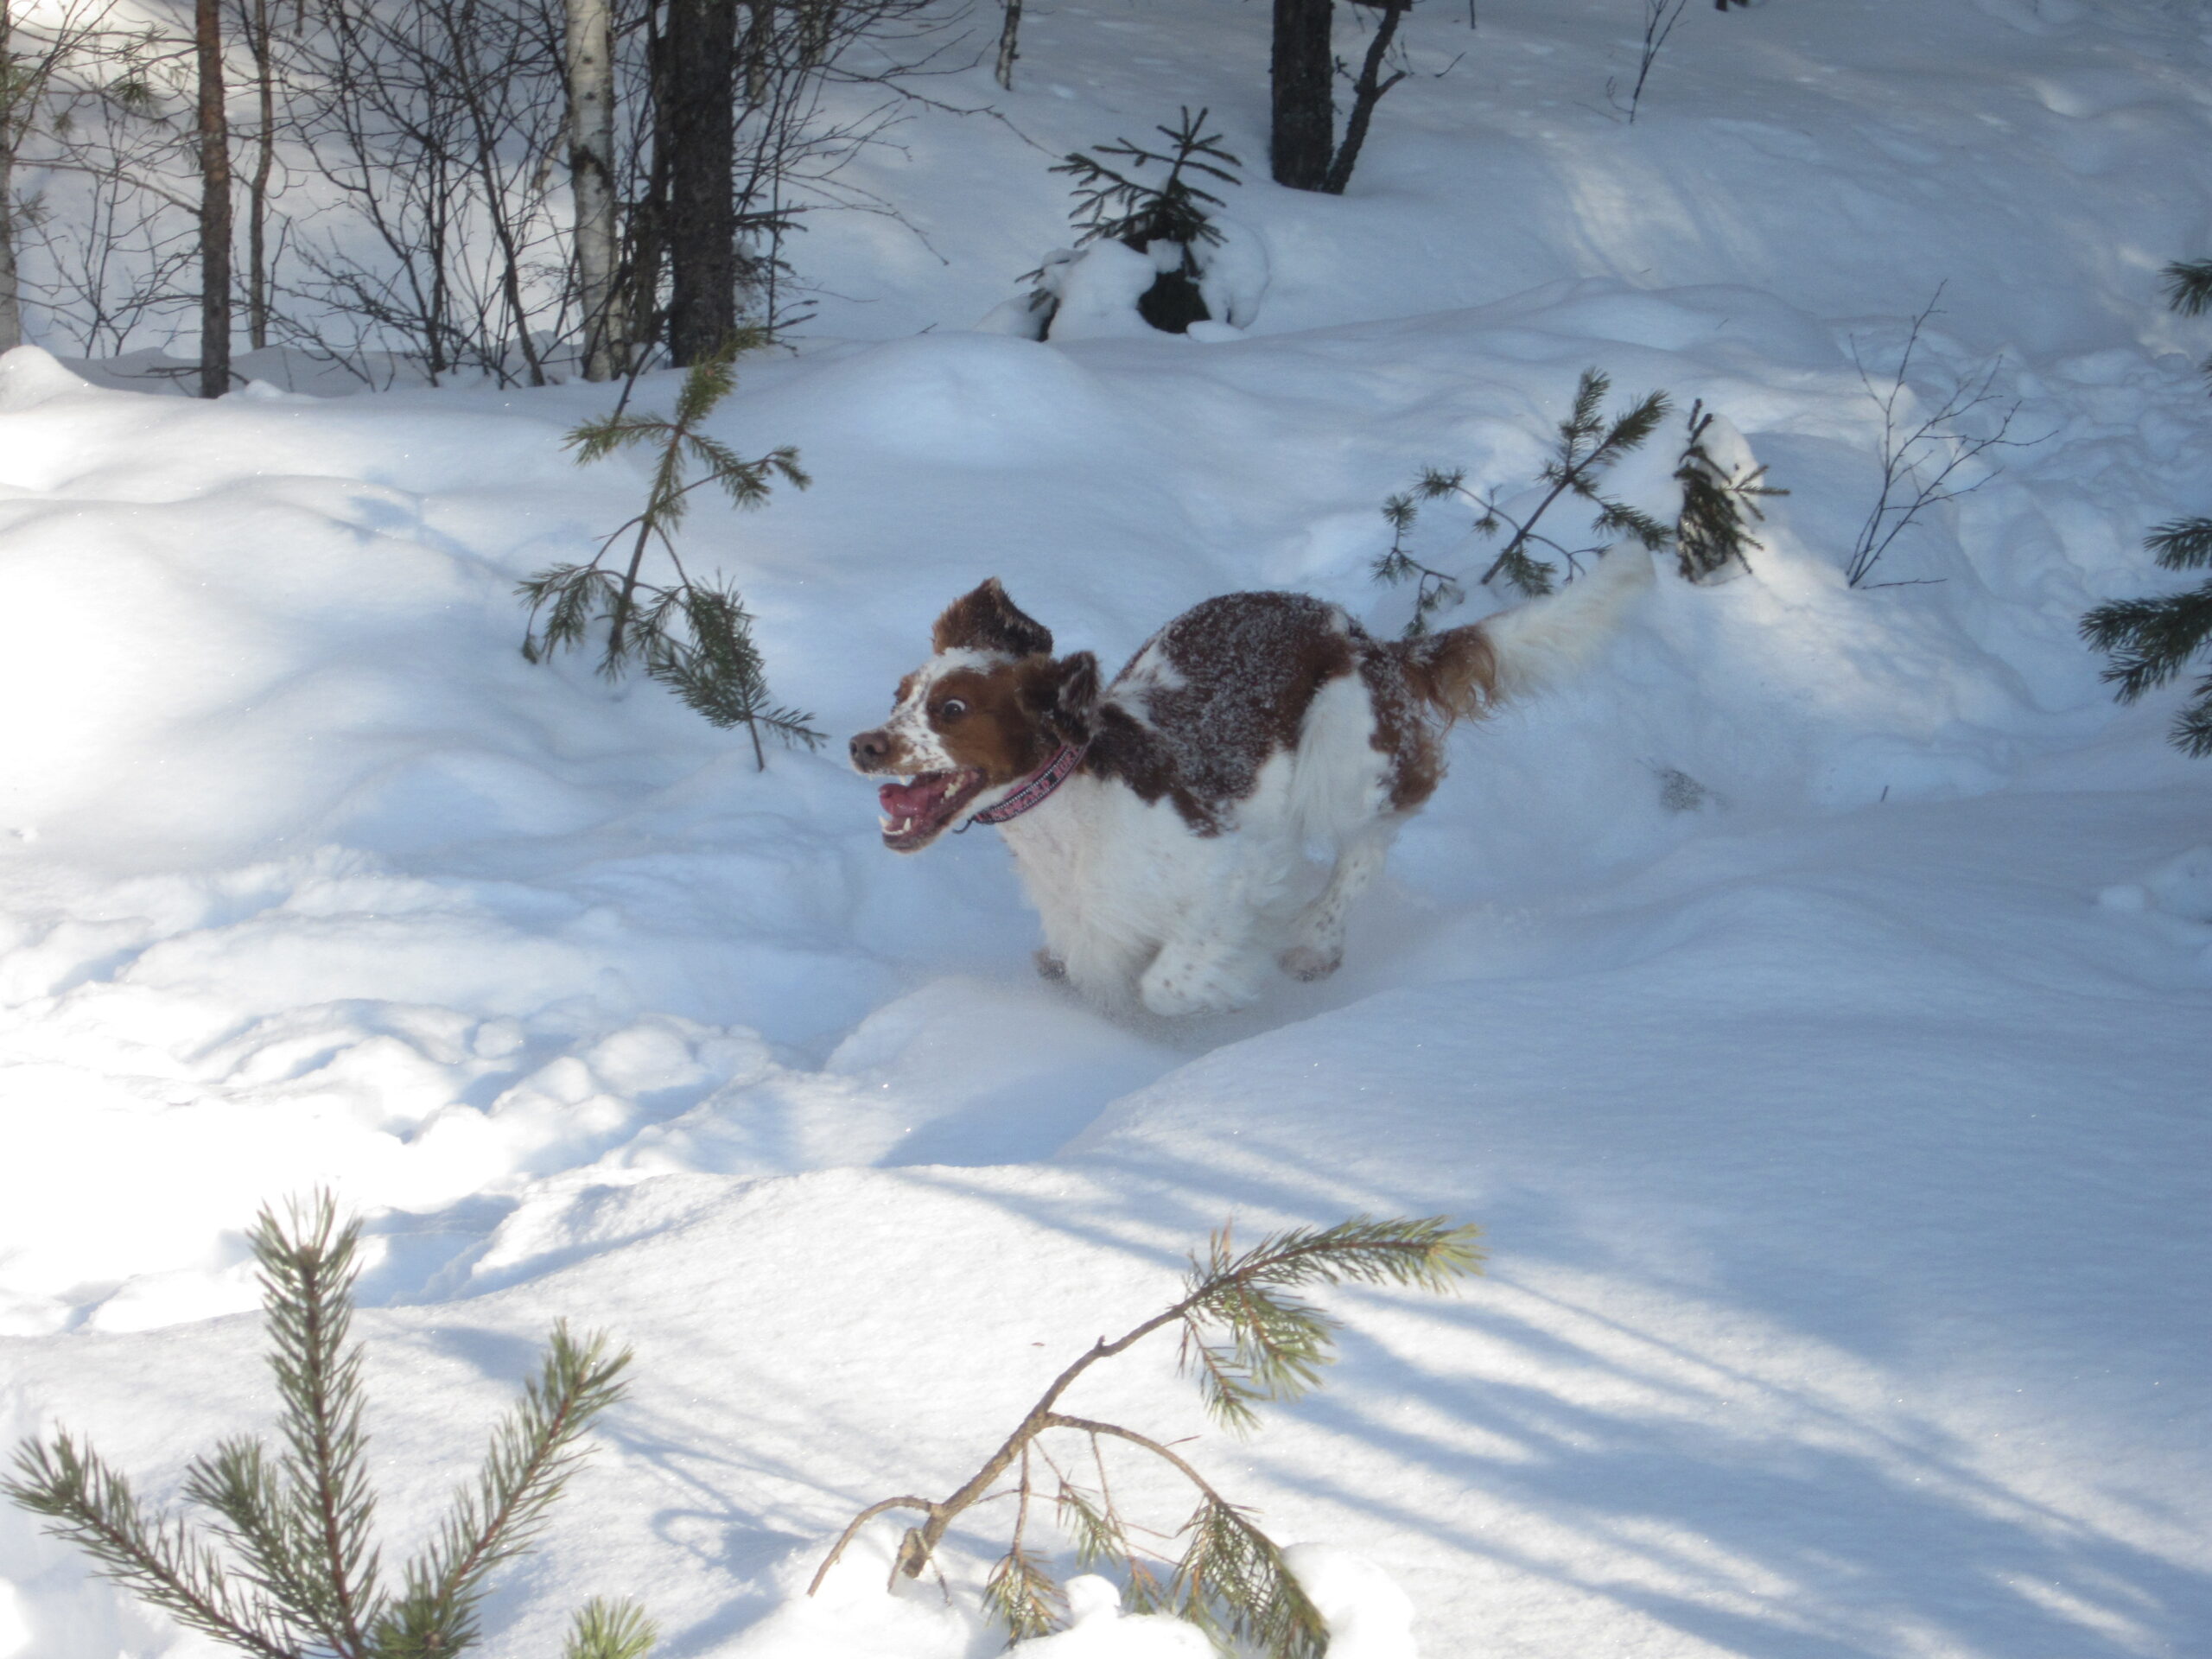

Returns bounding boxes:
[1140,958,1257,1018]
[1033,948,1067,982]
[1280,944,1343,982]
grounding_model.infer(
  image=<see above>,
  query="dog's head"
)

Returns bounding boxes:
[850,579,1099,853]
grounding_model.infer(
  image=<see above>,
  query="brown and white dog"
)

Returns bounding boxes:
[850,551,1652,1016]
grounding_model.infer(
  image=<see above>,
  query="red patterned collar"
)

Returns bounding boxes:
[971,741,1088,826]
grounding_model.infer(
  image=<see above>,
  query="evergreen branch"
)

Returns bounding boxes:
[2171,671,2212,757]
[539,340,809,757]
[4,1435,295,1659]
[2164,258,2212,318]
[982,1544,1065,1643]
[1674,402,1786,582]
[816,1212,1477,1655]
[249,1195,382,1657]
[2146,517,2212,571]
[373,1322,632,1659]
[2081,582,2212,700]
[181,1439,324,1655]
[562,1597,658,1659]
[1053,1479,1129,1571]
[1170,1497,1328,1659]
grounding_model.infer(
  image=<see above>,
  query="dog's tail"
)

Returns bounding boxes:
[1405,543,1655,721]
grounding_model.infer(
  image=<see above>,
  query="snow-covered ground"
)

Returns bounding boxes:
[3,1,2210,1655]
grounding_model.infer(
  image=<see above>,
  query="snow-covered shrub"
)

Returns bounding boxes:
[810,1215,1482,1656]
[522,332,820,766]
[1673,400,1784,583]
[3,1193,650,1659]
[983,108,1268,341]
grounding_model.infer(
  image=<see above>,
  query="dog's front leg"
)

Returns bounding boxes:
[1136,843,1285,1017]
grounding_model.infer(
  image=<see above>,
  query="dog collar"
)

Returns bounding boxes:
[971,742,1087,826]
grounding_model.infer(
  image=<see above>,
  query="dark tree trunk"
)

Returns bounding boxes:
[1323,0,1409,194]
[243,0,275,351]
[663,0,736,365]
[1270,0,1333,192]
[195,0,233,397]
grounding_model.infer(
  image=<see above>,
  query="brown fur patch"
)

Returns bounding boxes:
[931,578,1055,658]
[1090,594,1360,834]
[1361,621,1503,812]
[925,661,1059,784]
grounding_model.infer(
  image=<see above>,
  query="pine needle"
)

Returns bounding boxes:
[563,1597,658,1659]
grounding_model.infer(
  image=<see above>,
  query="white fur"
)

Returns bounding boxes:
[1480,543,1654,696]
[999,667,1400,1016]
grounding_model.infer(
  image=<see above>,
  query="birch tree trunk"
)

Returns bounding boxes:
[1,0,23,352]
[243,0,274,351]
[195,0,233,396]
[994,0,1020,90]
[564,0,620,378]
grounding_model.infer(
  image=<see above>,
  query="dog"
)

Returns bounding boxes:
[849,551,1652,1016]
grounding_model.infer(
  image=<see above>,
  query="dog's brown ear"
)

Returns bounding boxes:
[931,578,1054,658]
[1029,650,1100,747]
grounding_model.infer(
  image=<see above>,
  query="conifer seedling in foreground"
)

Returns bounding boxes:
[810,1214,1484,1656]
[4,1193,650,1659]
[522,328,820,768]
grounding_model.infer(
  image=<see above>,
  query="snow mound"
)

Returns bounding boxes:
[0,346,91,412]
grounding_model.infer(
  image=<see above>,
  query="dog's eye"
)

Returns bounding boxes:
[938,698,968,719]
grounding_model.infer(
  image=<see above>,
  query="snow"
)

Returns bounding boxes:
[3,0,2211,1655]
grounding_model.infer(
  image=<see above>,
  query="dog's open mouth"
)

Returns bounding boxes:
[877,769,988,852]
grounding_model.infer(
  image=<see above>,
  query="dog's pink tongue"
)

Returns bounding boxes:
[878,779,938,819]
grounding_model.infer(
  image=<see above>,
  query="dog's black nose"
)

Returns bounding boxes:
[850,730,892,768]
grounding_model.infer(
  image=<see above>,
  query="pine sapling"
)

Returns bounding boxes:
[4,1193,649,1659]
[1045,108,1241,334]
[1673,400,1784,582]
[1376,367,1672,629]
[810,1214,1484,1656]
[522,328,820,767]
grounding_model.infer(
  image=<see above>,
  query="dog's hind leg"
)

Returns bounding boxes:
[1281,822,1398,981]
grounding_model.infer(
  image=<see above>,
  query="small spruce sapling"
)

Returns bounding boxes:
[1673,400,1784,582]
[1376,367,1672,629]
[1037,107,1242,335]
[4,1192,647,1659]
[521,328,820,767]
[2079,259,2212,755]
[811,1214,1484,1656]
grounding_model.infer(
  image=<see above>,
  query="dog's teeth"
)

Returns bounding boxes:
[879,815,893,833]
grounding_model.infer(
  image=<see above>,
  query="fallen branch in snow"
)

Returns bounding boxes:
[3,1192,651,1659]
[810,1213,1484,1655]
[522,331,821,767]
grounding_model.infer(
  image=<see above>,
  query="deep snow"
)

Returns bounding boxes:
[2,1,2209,1656]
